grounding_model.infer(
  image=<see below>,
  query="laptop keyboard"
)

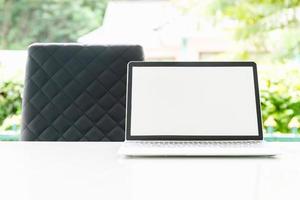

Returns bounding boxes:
[126,141,263,148]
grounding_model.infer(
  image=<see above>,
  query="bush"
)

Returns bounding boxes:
[0,81,23,128]
[259,66,300,133]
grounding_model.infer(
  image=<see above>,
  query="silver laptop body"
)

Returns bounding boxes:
[119,62,277,156]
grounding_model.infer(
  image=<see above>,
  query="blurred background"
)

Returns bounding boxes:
[1,0,300,141]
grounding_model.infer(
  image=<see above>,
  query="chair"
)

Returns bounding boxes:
[21,43,144,141]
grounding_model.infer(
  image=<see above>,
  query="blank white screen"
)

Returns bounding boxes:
[130,67,259,136]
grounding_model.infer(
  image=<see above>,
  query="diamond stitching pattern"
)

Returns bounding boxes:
[21,44,144,141]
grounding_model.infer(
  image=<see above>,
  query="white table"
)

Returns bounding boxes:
[0,142,299,200]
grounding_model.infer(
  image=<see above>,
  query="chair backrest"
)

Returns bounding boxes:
[21,44,144,141]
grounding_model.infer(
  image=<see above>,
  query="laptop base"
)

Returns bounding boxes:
[118,141,278,157]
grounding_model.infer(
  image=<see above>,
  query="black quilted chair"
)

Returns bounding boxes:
[21,43,144,141]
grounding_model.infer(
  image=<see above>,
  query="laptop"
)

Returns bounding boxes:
[119,61,277,156]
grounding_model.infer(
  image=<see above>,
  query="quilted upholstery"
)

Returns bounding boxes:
[21,43,144,141]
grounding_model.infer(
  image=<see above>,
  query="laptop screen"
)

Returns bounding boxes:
[126,62,262,140]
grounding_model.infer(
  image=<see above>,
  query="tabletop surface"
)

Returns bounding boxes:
[0,142,299,200]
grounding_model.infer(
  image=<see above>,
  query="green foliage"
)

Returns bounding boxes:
[206,0,300,132]
[2,70,300,133]
[0,81,22,126]
[0,0,107,49]
[260,66,300,133]
[208,0,300,62]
